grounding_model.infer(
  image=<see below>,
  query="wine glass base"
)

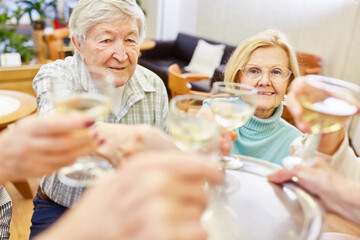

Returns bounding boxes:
[282,156,315,169]
[224,171,240,194]
[221,155,244,170]
[58,156,113,187]
[201,196,241,239]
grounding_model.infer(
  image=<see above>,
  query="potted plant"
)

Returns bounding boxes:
[16,0,56,30]
[0,5,35,63]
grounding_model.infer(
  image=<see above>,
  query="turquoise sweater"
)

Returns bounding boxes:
[231,104,302,165]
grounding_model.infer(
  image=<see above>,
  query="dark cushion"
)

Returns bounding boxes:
[138,57,188,87]
[138,32,236,92]
[211,64,226,85]
[173,33,202,63]
[190,79,211,92]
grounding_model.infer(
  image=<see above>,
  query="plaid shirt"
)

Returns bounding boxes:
[0,187,12,240]
[33,53,168,207]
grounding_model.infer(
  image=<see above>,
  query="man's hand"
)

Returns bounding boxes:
[94,124,177,166]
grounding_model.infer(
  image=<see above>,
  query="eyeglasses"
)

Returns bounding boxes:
[240,65,292,83]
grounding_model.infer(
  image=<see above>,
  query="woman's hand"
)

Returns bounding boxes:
[37,151,224,240]
[219,129,237,156]
[287,76,358,155]
[268,156,360,225]
[0,114,101,182]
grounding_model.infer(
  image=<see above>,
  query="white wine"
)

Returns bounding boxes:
[301,96,357,133]
[168,116,219,153]
[211,100,255,130]
[54,93,111,120]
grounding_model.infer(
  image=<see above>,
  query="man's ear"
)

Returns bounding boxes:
[72,36,82,55]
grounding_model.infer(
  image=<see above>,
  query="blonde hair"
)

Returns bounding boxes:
[224,29,300,87]
[69,0,146,44]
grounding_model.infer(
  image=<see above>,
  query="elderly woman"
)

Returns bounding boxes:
[227,29,360,180]
[30,0,169,238]
[225,29,302,164]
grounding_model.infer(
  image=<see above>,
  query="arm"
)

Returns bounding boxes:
[158,80,169,132]
[268,156,360,225]
[35,151,223,240]
[0,115,101,183]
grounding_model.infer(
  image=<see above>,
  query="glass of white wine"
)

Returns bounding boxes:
[209,82,258,169]
[168,94,241,239]
[167,94,220,154]
[50,66,115,187]
[283,75,360,168]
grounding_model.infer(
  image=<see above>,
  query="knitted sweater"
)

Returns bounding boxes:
[231,104,302,165]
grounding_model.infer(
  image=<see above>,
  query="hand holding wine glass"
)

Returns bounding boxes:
[167,94,241,239]
[50,65,115,187]
[282,75,360,168]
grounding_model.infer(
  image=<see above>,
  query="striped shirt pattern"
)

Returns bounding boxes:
[33,53,169,207]
[0,187,12,240]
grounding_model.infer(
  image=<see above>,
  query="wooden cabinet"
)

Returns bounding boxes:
[0,64,42,96]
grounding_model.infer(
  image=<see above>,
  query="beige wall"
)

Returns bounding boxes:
[196,0,360,85]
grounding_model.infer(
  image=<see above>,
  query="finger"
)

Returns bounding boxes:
[312,156,332,170]
[286,91,302,122]
[26,140,101,174]
[220,139,231,156]
[28,128,101,153]
[220,129,237,141]
[230,130,238,141]
[287,77,313,133]
[18,114,96,136]
[267,168,294,183]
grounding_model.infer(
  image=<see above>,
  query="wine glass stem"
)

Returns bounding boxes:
[302,132,322,165]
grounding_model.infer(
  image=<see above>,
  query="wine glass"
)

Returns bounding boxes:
[209,82,258,169]
[283,75,360,168]
[167,94,240,239]
[50,66,115,187]
[167,94,220,154]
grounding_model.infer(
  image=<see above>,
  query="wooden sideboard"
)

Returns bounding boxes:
[0,64,42,97]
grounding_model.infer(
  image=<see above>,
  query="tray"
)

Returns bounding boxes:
[223,155,326,240]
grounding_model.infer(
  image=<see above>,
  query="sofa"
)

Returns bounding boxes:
[138,33,236,93]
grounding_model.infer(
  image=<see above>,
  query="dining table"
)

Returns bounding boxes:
[0,90,37,199]
[0,90,37,130]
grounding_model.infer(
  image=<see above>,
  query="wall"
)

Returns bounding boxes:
[142,0,198,40]
[196,0,360,85]
[142,0,160,39]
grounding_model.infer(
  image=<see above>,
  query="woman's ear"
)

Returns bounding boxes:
[285,75,294,93]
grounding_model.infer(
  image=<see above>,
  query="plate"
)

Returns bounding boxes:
[0,95,21,117]
[222,155,325,240]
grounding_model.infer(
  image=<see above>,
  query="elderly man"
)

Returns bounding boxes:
[30,0,168,238]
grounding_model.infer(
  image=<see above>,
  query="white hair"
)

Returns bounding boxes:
[69,0,146,43]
